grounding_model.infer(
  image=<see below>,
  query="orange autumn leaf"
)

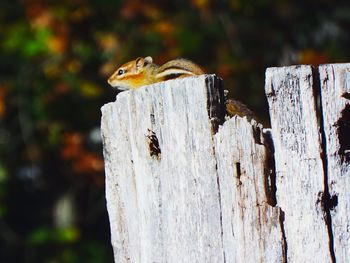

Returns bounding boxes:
[154,21,174,36]
[48,35,67,54]
[26,3,53,29]
[61,132,104,174]
[61,132,83,160]
[72,153,104,174]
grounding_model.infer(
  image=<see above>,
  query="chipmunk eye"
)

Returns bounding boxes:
[117,69,125,75]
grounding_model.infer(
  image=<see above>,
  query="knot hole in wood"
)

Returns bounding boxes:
[146,129,161,160]
[336,104,350,163]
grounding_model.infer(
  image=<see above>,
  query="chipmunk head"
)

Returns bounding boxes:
[108,56,154,90]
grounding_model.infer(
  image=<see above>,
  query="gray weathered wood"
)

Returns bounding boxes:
[319,64,350,262]
[265,66,332,262]
[101,75,283,262]
[214,118,284,263]
[101,65,350,263]
[101,75,225,262]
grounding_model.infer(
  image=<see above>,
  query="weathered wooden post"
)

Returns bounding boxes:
[265,64,350,262]
[101,65,350,263]
[100,76,228,262]
[318,64,350,262]
[265,66,333,262]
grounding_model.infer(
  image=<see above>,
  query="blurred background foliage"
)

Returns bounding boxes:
[1,0,350,262]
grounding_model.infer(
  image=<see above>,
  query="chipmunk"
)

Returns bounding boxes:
[107,56,204,90]
[107,56,256,120]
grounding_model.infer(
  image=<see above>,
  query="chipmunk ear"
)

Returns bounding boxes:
[135,57,144,70]
[144,56,153,65]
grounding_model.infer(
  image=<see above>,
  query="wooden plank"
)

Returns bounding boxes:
[265,66,332,262]
[101,75,226,263]
[214,118,284,263]
[319,64,350,262]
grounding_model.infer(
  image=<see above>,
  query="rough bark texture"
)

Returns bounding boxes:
[319,64,350,262]
[101,65,350,263]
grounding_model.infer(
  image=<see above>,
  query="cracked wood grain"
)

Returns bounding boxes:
[101,65,349,263]
[101,75,226,262]
[319,64,350,262]
[101,75,283,262]
[265,66,332,262]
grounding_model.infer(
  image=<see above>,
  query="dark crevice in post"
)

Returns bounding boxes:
[312,67,336,263]
[262,129,277,207]
[207,75,228,262]
[252,125,263,145]
[205,75,226,134]
[279,208,288,263]
[335,104,350,163]
[235,162,241,182]
[146,129,161,159]
[214,163,227,263]
[342,92,350,100]
[317,191,338,216]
